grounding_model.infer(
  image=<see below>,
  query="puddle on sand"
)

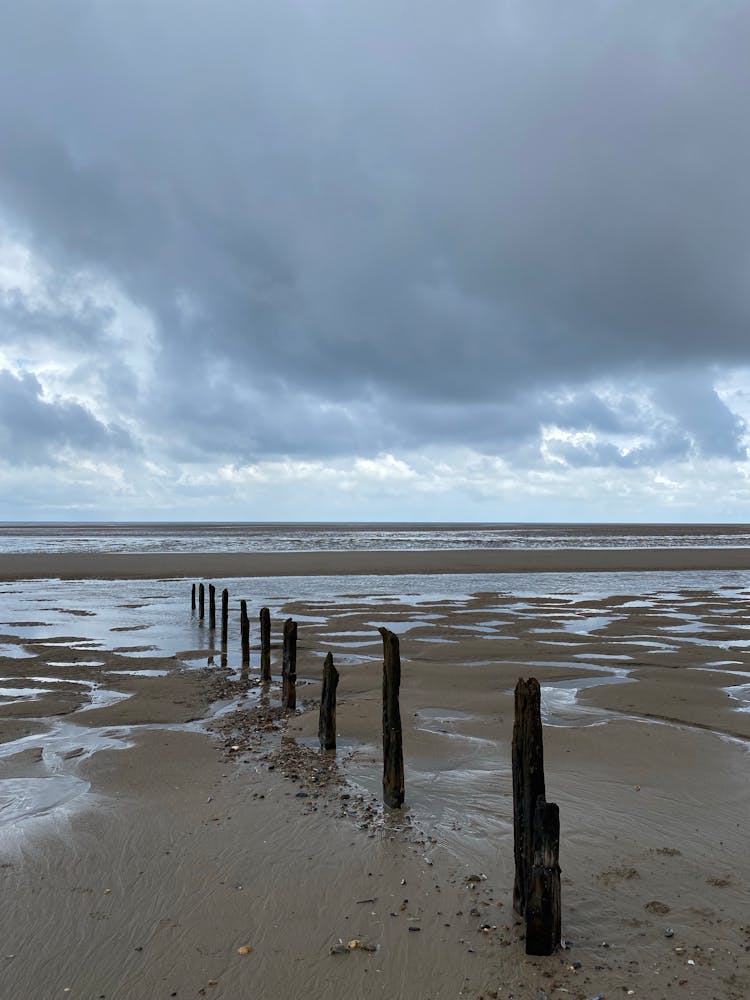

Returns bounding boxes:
[613,639,680,652]
[572,652,633,661]
[76,688,132,712]
[108,669,169,678]
[725,682,750,712]
[660,622,721,635]
[324,630,379,639]
[0,686,50,702]
[0,675,130,713]
[34,640,104,650]
[416,708,472,722]
[365,620,434,635]
[323,638,379,649]
[414,708,492,744]
[0,644,36,659]
[282,614,328,625]
[538,639,586,646]
[111,645,160,656]
[29,676,93,686]
[450,622,508,634]
[202,688,265,720]
[346,753,512,854]
[561,615,622,635]
[0,721,134,830]
[0,774,91,827]
[671,636,750,651]
[309,650,374,665]
[539,672,635,728]
[0,709,259,834]
[45,660,105,668]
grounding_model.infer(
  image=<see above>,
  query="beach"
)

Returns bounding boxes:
[1,545,749,999]
[4,544,750,580]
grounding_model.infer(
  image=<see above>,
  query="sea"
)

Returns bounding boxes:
[1,521,750,555]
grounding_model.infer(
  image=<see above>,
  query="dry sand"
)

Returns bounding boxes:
[1,551,749,999]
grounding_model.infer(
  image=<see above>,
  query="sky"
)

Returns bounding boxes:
[1,1,750,522]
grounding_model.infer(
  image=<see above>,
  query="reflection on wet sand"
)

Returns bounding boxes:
[3,572,750,825]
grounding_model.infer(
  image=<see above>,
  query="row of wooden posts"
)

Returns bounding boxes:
[191,583,560,955]
[191,582,343,746]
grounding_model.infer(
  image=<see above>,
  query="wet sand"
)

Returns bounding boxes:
[4,545,750,579]
[1,555,749,999]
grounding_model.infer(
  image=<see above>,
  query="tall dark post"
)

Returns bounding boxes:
[282,618,297,710]
[191,583,196,612]
[512,677,545,918]
[318,652,339,750]
[512,676,561,956]
[198,583,205,620]
[240,600,250,668]
[221,588,229,645]
[208,584,216,630]
[379,628,404,808]
[260,607,271,682]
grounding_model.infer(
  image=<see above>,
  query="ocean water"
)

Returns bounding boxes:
[1,521,749,555]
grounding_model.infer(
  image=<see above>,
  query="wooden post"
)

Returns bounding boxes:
[240,600,250,668]
[512,677,546,918]
[379,628,404,808]
[512,676,561,955]
[282,617,297,710]
[198,583,205,620]
[191,583,196,612]
[318,652,339,750]
[525,795,561,956]
[221,588,229,645]
[260,607,271,682]
[208,584,216,630]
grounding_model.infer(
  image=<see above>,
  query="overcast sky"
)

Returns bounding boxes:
[1,1,749,522]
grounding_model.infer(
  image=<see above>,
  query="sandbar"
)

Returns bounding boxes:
[4,545,750,579]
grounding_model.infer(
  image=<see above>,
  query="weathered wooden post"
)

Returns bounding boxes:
[525,795,561,956]
[282,617,297,710]
[191,583,196,612]
[379,627,404,808]
[198,583,205,620]
[260,607,271,682]
[240,600,250,668]
[512,677,545,918]
[318,652,339,750]
[221,588,229,645]
[512,676,561,955]
[208,584,216,630]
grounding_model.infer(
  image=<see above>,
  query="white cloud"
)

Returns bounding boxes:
[353,453,416,481]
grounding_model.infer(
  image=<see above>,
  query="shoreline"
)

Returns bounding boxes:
[4,545,750,579]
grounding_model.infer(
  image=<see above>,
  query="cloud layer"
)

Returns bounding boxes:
[1,1,749,518]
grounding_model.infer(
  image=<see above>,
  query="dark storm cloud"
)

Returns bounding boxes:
[0,370,133,464]
[650,374,747,461]
[1,0,749,463]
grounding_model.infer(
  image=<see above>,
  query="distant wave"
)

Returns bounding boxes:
[1,522,749,555]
